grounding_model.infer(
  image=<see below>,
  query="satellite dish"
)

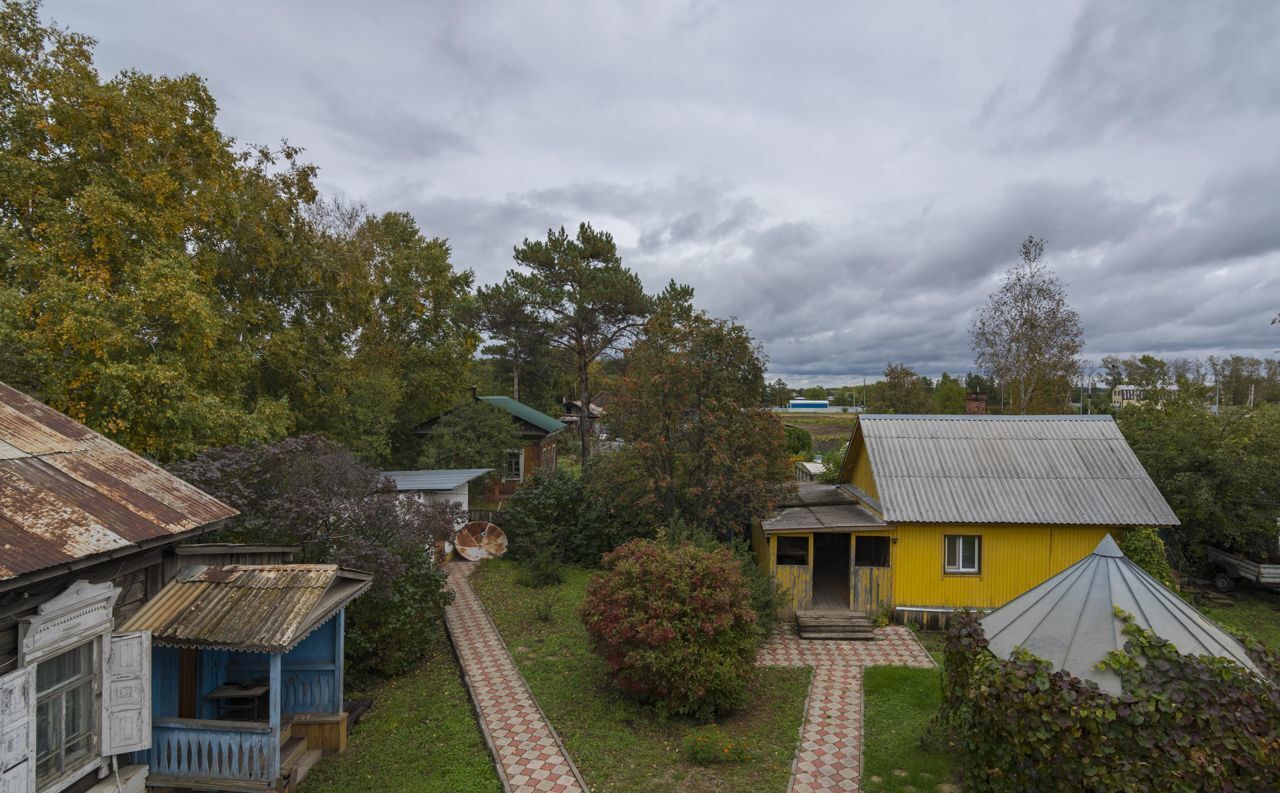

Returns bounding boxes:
[453,521,508,561]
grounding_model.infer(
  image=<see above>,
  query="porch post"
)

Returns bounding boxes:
[334,608,345,715]
[268,652,282,783]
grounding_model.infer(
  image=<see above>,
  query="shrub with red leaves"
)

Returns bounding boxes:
[579,539,762,720]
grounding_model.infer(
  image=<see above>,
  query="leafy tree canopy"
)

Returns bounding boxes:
[418,400,522,476]
[607,292,790,539]
[485,224,655,462]
[0,2,475,463]
[866,363,933,414]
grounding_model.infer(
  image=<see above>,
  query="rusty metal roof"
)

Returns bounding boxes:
[0,382,239,582]
[854,414,1179,526]
[120,564,373,653]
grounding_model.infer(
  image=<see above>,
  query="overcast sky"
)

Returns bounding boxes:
[44,0,1280,385]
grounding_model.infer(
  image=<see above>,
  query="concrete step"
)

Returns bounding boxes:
[799,630,878,641]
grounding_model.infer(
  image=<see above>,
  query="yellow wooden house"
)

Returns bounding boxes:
[753,414,1179,628]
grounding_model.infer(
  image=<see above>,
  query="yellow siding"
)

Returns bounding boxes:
[770,533,813,618]
[893,524,1117,609]
[751,519,770,576]
[839,423,880,502]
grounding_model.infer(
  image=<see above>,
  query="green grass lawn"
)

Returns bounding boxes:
[470,559,812,793]
[861,666,959,793]
[1191,585,1280,648]
[302,644,500,793]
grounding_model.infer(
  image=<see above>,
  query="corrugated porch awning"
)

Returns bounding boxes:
[121,563,373,653]
[762,483,887,534]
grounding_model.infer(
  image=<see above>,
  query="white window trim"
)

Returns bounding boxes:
[943,535,981,574]
[503,448,525,482]
[34,638,101,793]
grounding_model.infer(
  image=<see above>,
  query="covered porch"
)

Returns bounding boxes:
[121,564,372,792]
[756,484,893,637]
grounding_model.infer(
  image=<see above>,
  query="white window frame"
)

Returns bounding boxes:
[503,448,524,482]
[943,535,981,574]
[33,640,99,791]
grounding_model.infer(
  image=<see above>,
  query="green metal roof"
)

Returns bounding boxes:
[479,396,567,435]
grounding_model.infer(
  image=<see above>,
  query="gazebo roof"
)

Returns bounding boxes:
[980,535,1259,694]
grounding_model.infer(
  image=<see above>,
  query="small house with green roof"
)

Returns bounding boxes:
[415,392,566,499]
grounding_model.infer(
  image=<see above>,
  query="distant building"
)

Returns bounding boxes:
[415,393,566,500]
[382,468,493,514]
[794,460,826,482]
[788,399,830,409]
[559,399,606,437]
[1111,383,1178,409]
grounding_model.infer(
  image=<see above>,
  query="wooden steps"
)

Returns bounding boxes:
[797,609,876,640]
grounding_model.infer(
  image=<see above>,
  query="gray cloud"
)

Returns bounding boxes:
[43,0,1280,385]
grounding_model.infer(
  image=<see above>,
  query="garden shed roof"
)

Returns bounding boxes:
[121,564,373,653]
[981,535,1259,694]
[854,414,1179,526]
[382,468,492,491]
[0,381,238,584]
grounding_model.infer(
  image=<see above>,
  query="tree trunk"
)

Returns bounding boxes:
[578,361,591,463]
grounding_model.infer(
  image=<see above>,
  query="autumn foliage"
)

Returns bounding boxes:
[579,540,762,720]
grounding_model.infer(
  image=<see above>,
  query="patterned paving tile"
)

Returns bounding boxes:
[758,624,935,793]
[444,562,586,793]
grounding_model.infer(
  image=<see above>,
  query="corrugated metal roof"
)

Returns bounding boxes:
[478,396,567,435]
[382,468,492,491]
[981,535,1258,694]
[764,483,887,533]
[856,414,1179,526]
[120,564,373,653]
[0,382,239,582]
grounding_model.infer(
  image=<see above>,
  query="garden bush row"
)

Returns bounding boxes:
[939,610,1280,793]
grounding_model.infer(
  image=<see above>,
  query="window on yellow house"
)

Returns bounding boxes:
[944,535,981,574]
[776,537,809,566]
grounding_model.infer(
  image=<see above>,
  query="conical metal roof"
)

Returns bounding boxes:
[980,534,1259,694]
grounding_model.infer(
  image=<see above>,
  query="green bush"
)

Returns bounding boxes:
[514,552,565,588]
[783,425,812,459]
[1118,527,1176,588]
[682,725,753,764]
[939,610,1280,792]
[579,540,763,720]
[344,546,452,687]
[657,518,783,637]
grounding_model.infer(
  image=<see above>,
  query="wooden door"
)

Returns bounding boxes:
[850,535,892,614]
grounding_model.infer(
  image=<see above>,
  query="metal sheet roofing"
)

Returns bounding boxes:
[763,483,887,533]
[382,468,492,491]
[120,564,373,653]
[0,382,239,583]
[855,414,1179,526]
[981,535,1258,694]
[478,396,567,435]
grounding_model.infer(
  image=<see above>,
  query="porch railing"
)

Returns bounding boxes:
[150,717,275,785]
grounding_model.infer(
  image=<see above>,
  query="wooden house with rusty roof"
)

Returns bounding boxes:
[0,382,369,793]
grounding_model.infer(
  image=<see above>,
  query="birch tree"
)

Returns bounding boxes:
[970,236,1085,414]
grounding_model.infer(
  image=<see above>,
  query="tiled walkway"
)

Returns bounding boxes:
[757,625,935,793]
[443,562,587,793]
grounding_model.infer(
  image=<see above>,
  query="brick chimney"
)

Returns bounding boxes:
[964,393,988,415]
